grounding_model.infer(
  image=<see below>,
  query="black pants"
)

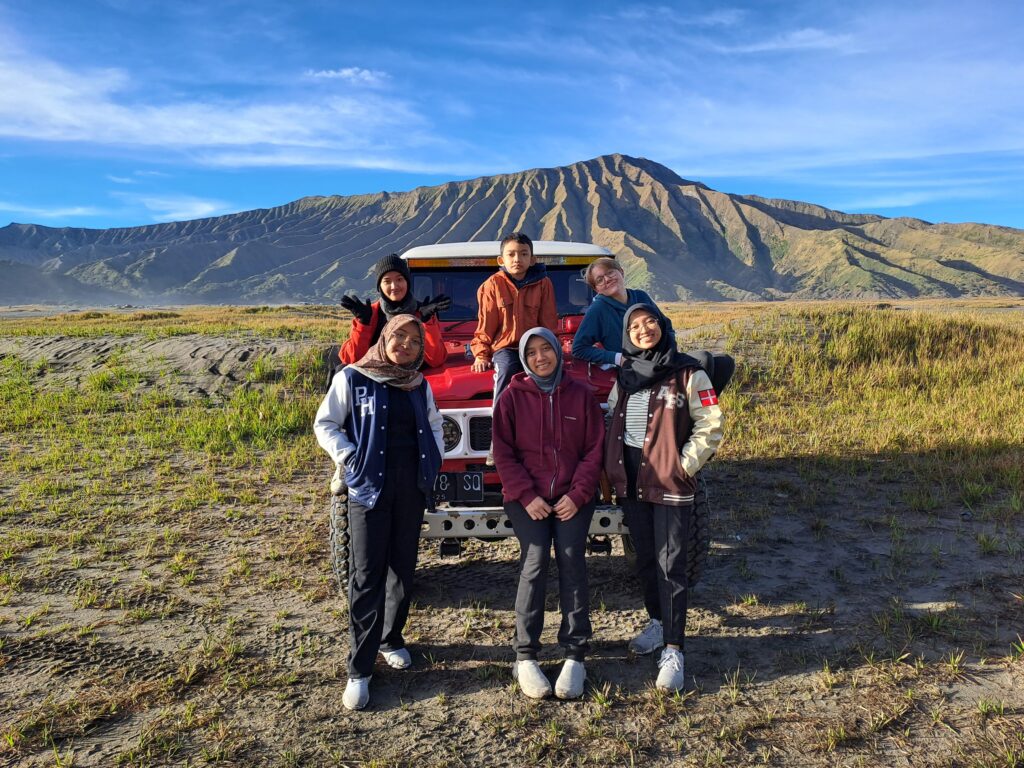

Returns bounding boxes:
[491,347,523,405]
[505,498,596,661]
[622,445,690,649]
[346,459,426,678]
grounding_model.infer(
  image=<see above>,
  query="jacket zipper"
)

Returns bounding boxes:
[548,391,559,499]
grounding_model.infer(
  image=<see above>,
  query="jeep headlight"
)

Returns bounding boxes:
[442,416,461,452]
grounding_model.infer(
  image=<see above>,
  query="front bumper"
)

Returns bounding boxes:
[422,504,627,539]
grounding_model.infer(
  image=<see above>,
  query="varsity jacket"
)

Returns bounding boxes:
[571,289,675,367]
[491,372,605,509]
[470,270,557,362]
[338,301,448,368]
[313,367,444,510]
[604,367,724,506]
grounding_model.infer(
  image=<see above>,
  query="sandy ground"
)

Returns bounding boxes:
[0,333,309,399]
[1,331,1022,767]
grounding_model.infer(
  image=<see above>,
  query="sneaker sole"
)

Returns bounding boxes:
[520,687,552,699]
[555,686,585,699]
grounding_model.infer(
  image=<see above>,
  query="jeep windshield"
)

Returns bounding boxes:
[409,265,595,322]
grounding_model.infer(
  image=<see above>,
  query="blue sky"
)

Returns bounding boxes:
[1,0,1023,230]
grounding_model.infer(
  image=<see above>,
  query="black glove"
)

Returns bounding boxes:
[417,294,452,322]
[340,294,373,325]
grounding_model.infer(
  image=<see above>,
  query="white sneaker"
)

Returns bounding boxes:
[554,659,586,699]
[656,647,685,693]
[380,647,412,669]
[342,676,370,710]
[330,465,346,495]
[512,660,552,699]
[628,618,664,655]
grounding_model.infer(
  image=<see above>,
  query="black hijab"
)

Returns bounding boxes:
[617,303,696,395]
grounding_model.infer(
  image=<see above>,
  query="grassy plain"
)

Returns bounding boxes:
[1,299,1022,767]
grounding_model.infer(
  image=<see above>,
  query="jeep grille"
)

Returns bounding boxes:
[468,416,492,451]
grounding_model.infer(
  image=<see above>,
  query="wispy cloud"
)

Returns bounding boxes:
[708,27,859,54]
[129,194,234,222]
[836,187,996,212]
[106,175,136,184]
[305,67,389,86]
[0,201,108,219]
[0,29,448,174]
[195,148,488,175]
[694,8,746,27]
[612,6,745,26]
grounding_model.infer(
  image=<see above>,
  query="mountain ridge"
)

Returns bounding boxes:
[2,153,1023,304]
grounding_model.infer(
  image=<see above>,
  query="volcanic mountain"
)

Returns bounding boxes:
[2,154,1023,303]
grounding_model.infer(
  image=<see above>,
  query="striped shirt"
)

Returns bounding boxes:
[623,389,651,448]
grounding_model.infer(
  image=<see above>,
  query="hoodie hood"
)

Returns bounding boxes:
[517,327,563,393]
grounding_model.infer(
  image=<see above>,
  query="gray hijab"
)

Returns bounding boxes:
[518,327,563,393]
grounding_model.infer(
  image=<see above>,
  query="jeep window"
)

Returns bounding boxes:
[410,266,594,321]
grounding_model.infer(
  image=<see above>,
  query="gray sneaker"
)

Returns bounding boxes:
[512,660,552,699]
[656,647,685,693]
[380,647,412,669]
[330,465,346,495]
[554,659,586,699]
[342,676,371,710]
[628,618,664,655]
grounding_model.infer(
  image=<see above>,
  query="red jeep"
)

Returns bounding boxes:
[328,241,710,589]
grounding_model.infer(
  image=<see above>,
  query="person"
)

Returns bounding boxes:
[471,233,558,464]
[603,304,724,693]
[492,328,605,700]
[313,315,444,711]
[571,256,674,368]
[339,253,450,369]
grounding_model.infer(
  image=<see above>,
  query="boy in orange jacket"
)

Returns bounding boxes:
[471,234,558,463]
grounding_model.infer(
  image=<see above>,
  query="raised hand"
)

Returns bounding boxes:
[340,294,373,325]
[417,294,453,321]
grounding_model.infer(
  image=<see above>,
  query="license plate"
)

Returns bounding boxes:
[434,472,484,502]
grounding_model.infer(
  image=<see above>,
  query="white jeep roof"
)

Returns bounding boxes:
[402,240,611,261]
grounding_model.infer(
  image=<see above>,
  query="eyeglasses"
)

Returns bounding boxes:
[592,270,620,286]
[390,331,422,348]
[628,317,660,333]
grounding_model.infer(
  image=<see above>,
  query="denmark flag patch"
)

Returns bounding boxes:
[698,389,719,407]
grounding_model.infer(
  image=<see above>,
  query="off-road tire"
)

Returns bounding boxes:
[329,492,350,595]
[686,472,711,588]
[620,471,711,588]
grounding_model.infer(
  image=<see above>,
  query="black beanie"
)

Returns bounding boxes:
[373,253,411,291]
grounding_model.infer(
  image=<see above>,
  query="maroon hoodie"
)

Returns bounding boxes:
[491,372,605,509]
